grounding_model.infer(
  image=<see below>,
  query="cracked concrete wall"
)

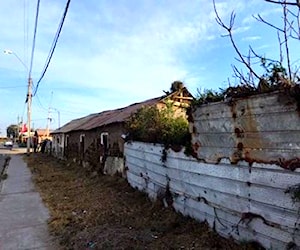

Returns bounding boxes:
[190,91,300,170]
[125,142,300,250]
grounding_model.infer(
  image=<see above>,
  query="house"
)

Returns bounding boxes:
[36,129,52,143]
[51,87,193,174]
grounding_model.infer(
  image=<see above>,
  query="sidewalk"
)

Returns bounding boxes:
[0,151,57,250]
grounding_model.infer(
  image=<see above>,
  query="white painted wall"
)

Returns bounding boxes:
[125,142,300,250]
[51,134,64,159]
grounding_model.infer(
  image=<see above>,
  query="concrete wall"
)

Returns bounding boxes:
[125,91,300,248]
[125,142,300,249]
[190,91,300,170]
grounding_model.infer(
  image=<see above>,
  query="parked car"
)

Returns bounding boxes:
[4,141,13,149]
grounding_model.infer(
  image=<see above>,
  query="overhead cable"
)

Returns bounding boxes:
[29,0,40,78]
[33,0,71,96]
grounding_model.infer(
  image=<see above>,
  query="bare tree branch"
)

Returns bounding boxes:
[287,8,300,39]
[232,65,248,84]
[248,46,282,65]
[283,4,292,81]
[253,14,284,32]
[265,0,300,7]
[277,31,284,63]
[213,0,260,80]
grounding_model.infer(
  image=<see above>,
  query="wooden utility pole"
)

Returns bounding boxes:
[27,77,32,155]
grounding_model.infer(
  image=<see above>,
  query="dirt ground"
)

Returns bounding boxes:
[25,153,262,250]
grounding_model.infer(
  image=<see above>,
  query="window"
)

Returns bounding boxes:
[100,132,108,150]
[80,134,85,157]
[65,135,69,147]
[80,134,85,142]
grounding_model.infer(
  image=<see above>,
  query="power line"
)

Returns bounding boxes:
[33,0,71,96]
[28,0,40,78]
[34,93,48,111]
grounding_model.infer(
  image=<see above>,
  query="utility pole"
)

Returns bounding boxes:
[16,115,19,143]
[27,77,32,155]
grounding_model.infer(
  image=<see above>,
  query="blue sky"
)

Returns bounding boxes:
[0,0,299,136]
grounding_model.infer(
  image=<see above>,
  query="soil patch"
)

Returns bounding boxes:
[25,153,262,250]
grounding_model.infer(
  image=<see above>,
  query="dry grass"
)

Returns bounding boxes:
[25,153,262,250]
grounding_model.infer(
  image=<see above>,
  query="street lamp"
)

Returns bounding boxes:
[4,50,28,71]
[4,49,32,155]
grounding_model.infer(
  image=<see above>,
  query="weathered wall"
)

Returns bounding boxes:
[191,91,300,170]
[51,134,64,159]
[125,142,300,250]
[63,123,126,173]
[103,156,125,176]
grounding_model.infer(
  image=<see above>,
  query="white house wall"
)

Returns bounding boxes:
[125,142,300,250]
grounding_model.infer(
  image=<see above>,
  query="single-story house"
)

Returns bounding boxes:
[51,87,193,174]
[36,129,52,143]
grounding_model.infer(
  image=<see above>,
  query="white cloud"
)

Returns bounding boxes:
[242,36,261,41]
[1,0,296,131]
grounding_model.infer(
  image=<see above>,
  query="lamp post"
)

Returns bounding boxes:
[4,49,32,155]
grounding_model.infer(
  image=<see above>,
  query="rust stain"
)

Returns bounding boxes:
[231,151,242,164]
[234,128,244,138]
[244,152,300,171]
[193,142,201,152]
[191,92,300,170]
[278,158,300,171]
[188,141,201,159]
[237,142,244,150]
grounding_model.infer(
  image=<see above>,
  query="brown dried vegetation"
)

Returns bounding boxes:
[26,153,260,250]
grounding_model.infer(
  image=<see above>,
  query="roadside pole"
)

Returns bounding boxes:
[27,77,32,155]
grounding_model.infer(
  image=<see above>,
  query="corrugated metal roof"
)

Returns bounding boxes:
[51,113,96,134]
[51,96,162,134]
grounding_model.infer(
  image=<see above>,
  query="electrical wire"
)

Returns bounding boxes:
[34,93,48,111]
[28,0,40,78]
[33,0,71,96]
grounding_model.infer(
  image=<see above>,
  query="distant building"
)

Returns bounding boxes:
[51,87,193,175]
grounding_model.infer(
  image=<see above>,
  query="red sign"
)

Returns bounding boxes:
[21,124,28,133]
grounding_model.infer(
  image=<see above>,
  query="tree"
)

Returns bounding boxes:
[213,0,300,88]
[6,124,19,139]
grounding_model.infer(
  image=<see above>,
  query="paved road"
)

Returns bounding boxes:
[0,150,57,249]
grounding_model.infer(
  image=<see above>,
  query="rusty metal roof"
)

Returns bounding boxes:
[51,113,97,134]
[51,96,162,134]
